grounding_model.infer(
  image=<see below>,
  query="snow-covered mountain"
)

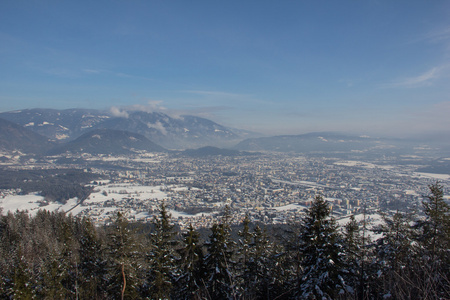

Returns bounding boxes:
[233,132,411,157]
[0,108,244,149]
[0,118,54,154]
[93,111,240,149]
[0,108,111,141]
[48,129,166,155]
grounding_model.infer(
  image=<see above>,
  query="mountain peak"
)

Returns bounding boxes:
[0,108,246,149]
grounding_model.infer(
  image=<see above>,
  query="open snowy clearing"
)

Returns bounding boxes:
[337,213,384,240]
[413,172,450,181]
[272,203,307,212]
[0,184,170,220]
[85,183,168,204]
[0,194,80,216]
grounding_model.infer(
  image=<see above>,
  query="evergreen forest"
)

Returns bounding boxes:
[0,183,449,299]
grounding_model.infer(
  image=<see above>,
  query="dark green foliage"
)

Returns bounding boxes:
[106,211,142,300]
[174,223,207,299]
[414,182,450,299]
[78,218,108,299]
[0,168,98,203]
[204,207,237,299]
[419,182,450,260]
[296,195,346,299]
[0,184,449,299]
[374,211,417,299]
[239,220,286,299]
[146,203,178,299]
[12,250,35,299]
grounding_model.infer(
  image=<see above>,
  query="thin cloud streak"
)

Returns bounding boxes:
[423,26,450,44]
[393,67,439,87]
[183,90,251,98]
[383,65,449,88]
[108,101,233,121]
[181,90,277,106]
[82,69,154,81]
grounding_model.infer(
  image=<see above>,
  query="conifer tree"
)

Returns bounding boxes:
[374,210,417,299]
[12,249,35,300]
[204,206,236,299]
[107,211,141,300]
[342,214,362,298]
[38,214,76,299]
[415,182,450,299]
[174,223,207,299]
[146,202,178,299]
[39,249,73,299]
[78,217,107,299]
[237,213,253,297]
[251,224,285,299]
[296,195,347,299]
[419,182,450,262]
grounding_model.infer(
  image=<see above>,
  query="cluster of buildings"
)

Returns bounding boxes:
[1,151,448,229]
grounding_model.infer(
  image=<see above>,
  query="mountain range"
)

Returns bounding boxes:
[234,132,385,152]
[0,118,53,154]
[1,108,449,158]
[47,129,166,155]
[0,108,244,149]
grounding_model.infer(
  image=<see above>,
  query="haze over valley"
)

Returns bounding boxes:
[1,2,450,298]
[1,106,449,228]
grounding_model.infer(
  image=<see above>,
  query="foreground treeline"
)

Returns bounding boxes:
[0,183,449,300]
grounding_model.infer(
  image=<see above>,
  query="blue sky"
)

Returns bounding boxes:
[1,1,449,137]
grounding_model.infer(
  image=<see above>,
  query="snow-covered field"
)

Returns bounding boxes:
[84,183,167,204]
[0,194,80,216]
[0,183,169,221]
[273,203,307,212]
[413,172,450,181]
[337,213,384,240]
[334,161,378,168]
[334,160,396,170]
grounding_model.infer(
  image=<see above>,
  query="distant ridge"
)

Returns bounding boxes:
[234,132,389,153]
[182,146,259,157]
[0,118,53,154]
[0,108,111,141]
[0,108,250,149]
[48,129,166,155]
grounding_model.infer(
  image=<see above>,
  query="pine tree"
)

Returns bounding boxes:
[11,249,35,300]
[204,206,236,299]
[146,202,178,299]
[342,214,362,298]
[58,216,79,297]
[237,214,253,297]
[107,211,141,300]
[251,224,286,299]
[296,195,347,299]
[174,223,207,299]
[78,217,108,299]
[38,213,76,299]
[415,182,450,299]
[374,210,417,299]
[419,182,450,262]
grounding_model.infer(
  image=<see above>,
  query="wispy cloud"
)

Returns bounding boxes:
[82,69,101,74]
[108,100,234,122]
[423,26,450,44]
[182,89,277,106]
[110,106,129,118]
[81,68,153,81]
[183,90,251,99]
[392,67,439,87]
[384,65,449,88]
[124,100,168,113]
